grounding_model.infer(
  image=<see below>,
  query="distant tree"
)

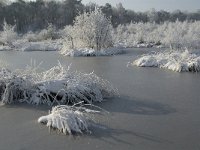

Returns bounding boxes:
[116,3,127,24]
[170,10,187,22]
[85,2,98,12]
[147,8,159,23]
[157,10,170,23]
[101,3,112,17]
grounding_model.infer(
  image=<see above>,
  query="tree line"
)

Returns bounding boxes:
[0,0,200,32]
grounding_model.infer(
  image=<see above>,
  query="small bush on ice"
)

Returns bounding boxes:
[38,105,102,135]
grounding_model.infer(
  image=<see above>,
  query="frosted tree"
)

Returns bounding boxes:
[147,8,159,23]
[65,8,113,51]
[162,21,190,49]
[0,20,17,45]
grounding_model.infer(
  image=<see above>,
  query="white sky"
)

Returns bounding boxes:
[82,0,200,12]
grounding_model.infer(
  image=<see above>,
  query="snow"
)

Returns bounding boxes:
[60,47,124,57]
[0,63,117,105]
[0,40,63,51]
[38,105,100,135]
[134,50,200,72]
[0,45,12,51]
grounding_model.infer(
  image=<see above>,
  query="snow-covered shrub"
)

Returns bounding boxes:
[0,21,18,45]
[61,8,113,53]
[38,105,102,135]
[0,63,117,105]
[133,50,200,72]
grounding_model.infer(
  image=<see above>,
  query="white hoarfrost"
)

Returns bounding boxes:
[0,63,117,105]
[38,105,102,135]
[134,50,200,72]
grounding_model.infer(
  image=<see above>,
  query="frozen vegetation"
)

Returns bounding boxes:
[134,50,200,72]
[113,21,200,49]
[38,105,104,135]
[0,63,117,105]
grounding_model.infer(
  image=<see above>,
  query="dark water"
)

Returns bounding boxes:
[0,48,200,150]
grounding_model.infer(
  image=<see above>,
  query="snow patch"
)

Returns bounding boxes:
[0,40,63,51]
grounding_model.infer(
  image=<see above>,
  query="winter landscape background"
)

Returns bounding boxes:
[0,0,200,150]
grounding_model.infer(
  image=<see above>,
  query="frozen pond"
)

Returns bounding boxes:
[0,48,200,150]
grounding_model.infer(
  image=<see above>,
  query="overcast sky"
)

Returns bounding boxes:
[82,0,200,12]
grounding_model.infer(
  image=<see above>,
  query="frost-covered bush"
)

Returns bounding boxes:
[133,50,200,72]
[0,21,18,45]
[113,22,160,48]
[38,105,102,135]
[62,8,113,52]
[113,21,200,49]
[0,63,117,105]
